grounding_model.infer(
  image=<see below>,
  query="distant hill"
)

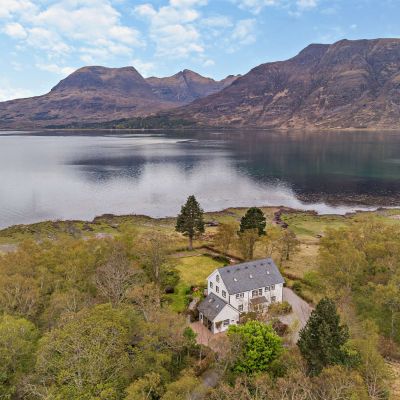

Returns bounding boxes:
[0,66,237,129]
[170,38,400,130]
[146,70,239,104]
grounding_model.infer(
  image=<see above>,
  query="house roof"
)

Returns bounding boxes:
[198,293,229,321]
[217,258,284,294]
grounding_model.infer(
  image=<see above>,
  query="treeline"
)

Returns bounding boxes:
[45,115,198,130]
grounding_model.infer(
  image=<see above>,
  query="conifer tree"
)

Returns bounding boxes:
[239,207,266,236]
[297,298,350,376]
[176,195,205,250]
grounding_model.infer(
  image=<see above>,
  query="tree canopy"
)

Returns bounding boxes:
[228,320,283,374]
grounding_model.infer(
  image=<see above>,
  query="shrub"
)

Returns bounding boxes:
[292,281,303,295]
[269,301,292,316]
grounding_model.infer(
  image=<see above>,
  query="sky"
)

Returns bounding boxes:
[0,0,399,101]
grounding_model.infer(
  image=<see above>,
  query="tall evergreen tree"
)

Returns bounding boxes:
[240,207,266,236]
[297,298,350,376]
[175,195,205,250]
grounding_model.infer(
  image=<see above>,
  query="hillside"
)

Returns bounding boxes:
[146,69,239,104]
[171,38,400,130]
[0,67,236,129]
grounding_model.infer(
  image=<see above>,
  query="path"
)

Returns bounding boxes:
[280,287,313,342]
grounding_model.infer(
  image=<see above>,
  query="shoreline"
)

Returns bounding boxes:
[1,203,398,234]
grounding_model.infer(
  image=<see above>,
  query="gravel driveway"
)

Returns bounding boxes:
[280,287,313,342]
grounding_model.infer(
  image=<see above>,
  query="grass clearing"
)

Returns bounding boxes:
[176,254,226,287]
[167,254,226,313]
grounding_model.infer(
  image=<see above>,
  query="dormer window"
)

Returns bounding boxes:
[216,275,220,282]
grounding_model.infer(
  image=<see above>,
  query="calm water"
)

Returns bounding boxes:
[1,130,400,229]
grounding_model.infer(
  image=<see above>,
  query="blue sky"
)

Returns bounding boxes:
[1,0,399,101]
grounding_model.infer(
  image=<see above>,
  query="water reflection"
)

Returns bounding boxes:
[1,130,400,228]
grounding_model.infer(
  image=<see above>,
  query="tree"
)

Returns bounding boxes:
[239,207,266,236]
[261,225,284,258]
[95,250,136,306]
[227,320,283,374]
[214,222,237,254]
[175,195,205,250]
[125,372,162,400]
[137,232,170,285]
[162,372,203,400]
[375,275,400,343]
[236,228,259,260]
[32,304,138,399]
[297,298,350,376]
[279,229,300,262]
[0,315,39,399]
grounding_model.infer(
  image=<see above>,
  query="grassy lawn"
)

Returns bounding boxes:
[167,254,226,313]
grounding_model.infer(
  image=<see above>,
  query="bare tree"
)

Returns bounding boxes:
[94,251,136,306]
[137,232,170,285]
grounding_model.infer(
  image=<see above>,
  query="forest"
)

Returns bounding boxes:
[0,203,399,399]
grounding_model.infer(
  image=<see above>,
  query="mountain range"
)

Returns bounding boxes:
[0,67,239,129]
[1,38,400,130]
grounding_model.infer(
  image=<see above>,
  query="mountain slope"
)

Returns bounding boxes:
[146,70,239,104]
[171,39,400,129]
[0,67,237,129]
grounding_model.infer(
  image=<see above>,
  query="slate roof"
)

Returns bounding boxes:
[218,258,284,294]
[198,293,228,321]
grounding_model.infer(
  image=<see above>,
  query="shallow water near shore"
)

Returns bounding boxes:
[1,129,400,229]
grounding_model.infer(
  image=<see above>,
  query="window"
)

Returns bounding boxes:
[258,288,263,296]
[265,286,270,291]
[240,293,244,298]
[222,290,226,298]
[236,294,240,299]
[271,285,275,290]
[209,282,213,289]
[236,293,244,299]
[216,275,220,282]
[223,319,230,326]
[238,305,243,312]
[216,286,219,293]
[252,290,257,297]
[271,296,276,303]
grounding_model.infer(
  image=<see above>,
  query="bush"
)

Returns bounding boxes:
[269,301,292,316]
[303,271,323,289]
[292,281,303,295]
[272,319,289,336]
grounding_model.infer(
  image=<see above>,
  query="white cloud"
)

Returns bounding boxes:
[0,0,37,19]
[234,0,318,14]
[1,0,143,63]
[135,0,206,59]
[3,22,27,39]
[202,58,215,67]
[36,63,75,76]
[0,80,33,101]
[234,0,281,14]
[232,19,257,46]
[131,59,156,77]
[297,0,317,9]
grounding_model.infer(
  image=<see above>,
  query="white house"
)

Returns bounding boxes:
[197,258,285,333]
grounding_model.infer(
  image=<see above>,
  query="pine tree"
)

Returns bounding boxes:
[297,298,350,376]
[239,207,266,236]
[175,195,205,250]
